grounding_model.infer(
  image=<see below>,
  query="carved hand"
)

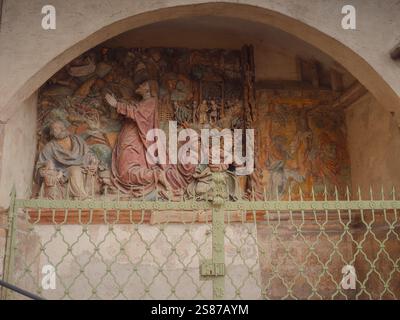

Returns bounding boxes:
[105,93,118,108]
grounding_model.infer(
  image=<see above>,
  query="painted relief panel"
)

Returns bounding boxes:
[34,46,350,200]
[256,89,351,199]
[34,47,246,199]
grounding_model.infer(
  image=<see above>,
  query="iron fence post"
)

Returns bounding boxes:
[211,171,226,300]
[1,186,17,300]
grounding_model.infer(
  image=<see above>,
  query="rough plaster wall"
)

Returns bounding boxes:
[0,92,38,208]
[0,0,399,122]
[346,93,400,197]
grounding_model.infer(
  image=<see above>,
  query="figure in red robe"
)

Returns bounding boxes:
[105,80,195,199]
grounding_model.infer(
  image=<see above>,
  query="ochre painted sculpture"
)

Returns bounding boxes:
[105,80,196,199]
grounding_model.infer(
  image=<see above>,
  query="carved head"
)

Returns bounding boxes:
[50,121,70,140]
[135,80,158,98]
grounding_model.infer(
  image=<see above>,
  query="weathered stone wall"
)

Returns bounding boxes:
[0,92,37,284]
[0,0,399,123]
[0,92,37,208]
[346,93,400,196]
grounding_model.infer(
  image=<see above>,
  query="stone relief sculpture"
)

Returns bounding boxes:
[209,100,219,125]
[173,100,192,126]
[35,121,102,199]
[185,132,241,201]
[104,80,196,200]
[34,47,246,200]
[34,45,350,201]
[257,92,351,199]
[39,160,64,200]
[83,154,101,196]
[197,100,209,126]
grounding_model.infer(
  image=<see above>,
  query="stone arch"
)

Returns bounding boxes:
[1,1,399,121]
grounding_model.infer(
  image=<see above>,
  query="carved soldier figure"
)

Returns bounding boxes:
[173,100,192,126]
[209,99,219,125]
[197,99,209,125]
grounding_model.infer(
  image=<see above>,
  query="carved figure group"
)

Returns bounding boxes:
[34,46,263,201]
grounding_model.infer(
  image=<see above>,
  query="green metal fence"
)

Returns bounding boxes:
[0,211,6,292]
[2,182,400,300]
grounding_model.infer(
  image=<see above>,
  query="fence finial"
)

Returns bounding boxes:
[323,185,328,201]
[346,185,351,201]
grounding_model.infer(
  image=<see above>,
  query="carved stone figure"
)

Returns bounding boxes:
[98,169,117,194]
[39,160,64,199]
[218,99,243,129]
[174,100,192,126]
[192,100,198,123]
[209,100,219,125]
[185,165,240,201]
[35,120,98,199]
[185,139,240,201]
[105,79,195,199]
[197,99,209,125]
[83,154,101,196]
